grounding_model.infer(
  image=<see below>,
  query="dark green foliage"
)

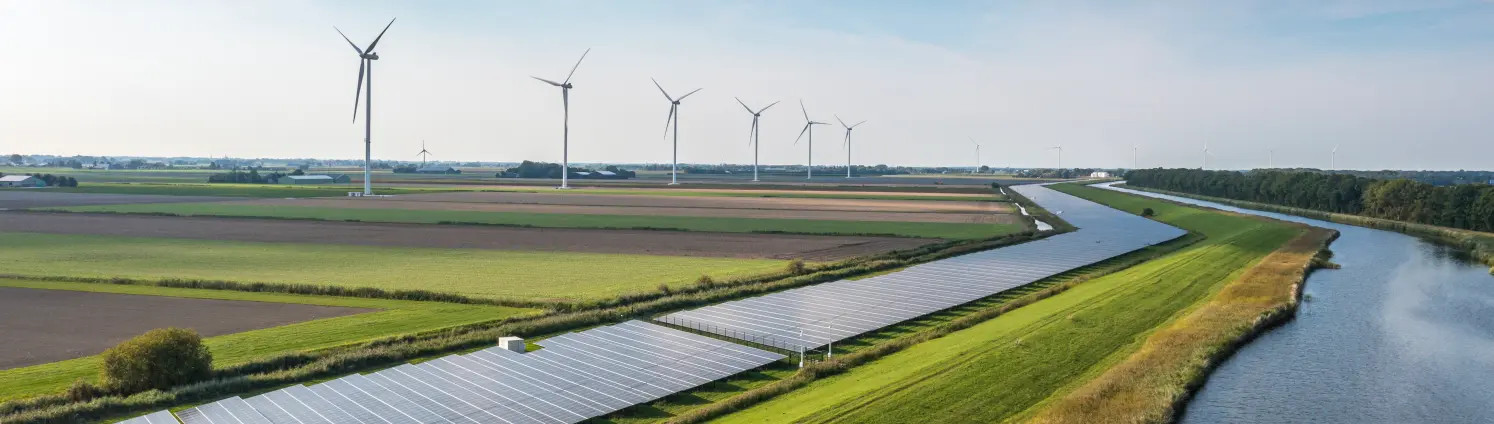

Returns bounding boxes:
[206,168,285,184]
[64,381,103,403]
[1127,168,1494,232]
[1142,207,1155,217]
[99,328,213,393]
[786,259,807,275]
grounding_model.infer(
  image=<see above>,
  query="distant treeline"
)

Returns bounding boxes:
[1127,168,1494,232]
[0,172,78,187]
[206,168,289,184]
[497,161,635,179]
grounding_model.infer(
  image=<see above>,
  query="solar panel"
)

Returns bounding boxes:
[656,184,1186,351]
[115,410,179,424]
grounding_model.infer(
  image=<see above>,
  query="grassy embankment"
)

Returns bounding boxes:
[696,183,1306,424]
[44,203,1022,239]
[0,278,535,402]
[1120,184,1494,273]
[474,187,1009,202]
[0,232,787,301]
[5,182,465,198]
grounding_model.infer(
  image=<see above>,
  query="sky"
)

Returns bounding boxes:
[2,0,1492,170]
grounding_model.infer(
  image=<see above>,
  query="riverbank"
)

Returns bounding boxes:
[1030,183,1336,423]
[1118,184,1494,274]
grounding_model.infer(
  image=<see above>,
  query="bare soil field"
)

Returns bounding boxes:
[0,212,933,260]
[0,286,370,369]
[234,197,1020,224]
[0,191,232,209]
[384,191,1011,213]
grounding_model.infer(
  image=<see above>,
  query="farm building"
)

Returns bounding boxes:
[1090,171,1112,178]
[0,175,45,187]
[272,175,349,185]
[416,165,461,174]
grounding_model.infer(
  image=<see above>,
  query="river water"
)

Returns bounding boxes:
[1096,182,1494,424]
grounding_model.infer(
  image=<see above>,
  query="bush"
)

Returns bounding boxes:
[694,275,717,289]
[65,380,104,402]
[100,328,213,393]
[1142,207,1155,217]
[786,259,807,275]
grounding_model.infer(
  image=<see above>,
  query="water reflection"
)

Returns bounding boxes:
[1094,182,1494,424]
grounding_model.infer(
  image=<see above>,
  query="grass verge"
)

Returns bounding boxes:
[21,182,466,198]
[0,279,536,402]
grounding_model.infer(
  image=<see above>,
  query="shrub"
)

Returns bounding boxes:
[100,328,213,393]
[786,259,807,275]
[64,380,104,402]
[1142,207,1155,217]
[693,275,717,289]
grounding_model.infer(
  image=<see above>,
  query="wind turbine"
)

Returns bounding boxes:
[835,115,865,178]
[416,140,431,165]
[1203,141,1211,170]
[1269,149,1274,169]
[1048,145,1063,169]
[652,78,701,185]
[1331,144,1339,170]
[969,137,981,174]
[736,98,779,182]
[793,100,830,179]
[1133,145,1139,169]
[335,18,396,196]
[532,48,591,189]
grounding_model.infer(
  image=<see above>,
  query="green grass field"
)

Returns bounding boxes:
[0,232,788,301]
[46,203,1021,239]
[713,183,1303,423]
[474,187,1006,203]
[0,278,536,402]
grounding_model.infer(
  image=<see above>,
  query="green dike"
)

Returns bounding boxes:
[711,183,1303,424]
[0,232,787,301]
[29,182,464,198]
[0,278,537,402]
[479,187,1007,203]
[44,203,1021,239]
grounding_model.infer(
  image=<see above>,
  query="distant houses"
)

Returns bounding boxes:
[0,175,45,187]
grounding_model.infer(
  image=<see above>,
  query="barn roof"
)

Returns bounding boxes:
[0,175,37,182]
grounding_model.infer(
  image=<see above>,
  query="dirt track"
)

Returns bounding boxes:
[0,191,232,209]
[0,212,934,260]
[0,286,369,370]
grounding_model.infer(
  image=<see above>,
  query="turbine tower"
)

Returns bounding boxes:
[416,140,431,165]
[1203,141,1211,170]
[1269,149,1274,169]
[652,78,702,185]
[835,115,865,178]
[532,48,591,189]
[1133,145,1139,169]
[735,98,779,182]
[335,18,395,196]
[793,100,830,179]
[969,137,981,174]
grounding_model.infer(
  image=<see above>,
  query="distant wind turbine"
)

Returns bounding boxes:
[1331,144,1339,170]
[836,115,865,178]
[651,78,702,185]
[416,140,431,165]
[335,18,396,196]
[969,137,981,174]
[735,98,778,182]
[1269,149,1274,169]
[793,100,830,179]
[1203,141,1212,170]
[532,48,591,189]
[1133,145,1139,169]
[1048,145,1063,169]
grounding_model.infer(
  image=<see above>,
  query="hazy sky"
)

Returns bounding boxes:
[2,0,1492,170]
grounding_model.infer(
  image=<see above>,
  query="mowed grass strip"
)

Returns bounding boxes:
[0,232,787,300]
[0,278,535,402]
[27,182,465,198]
[48,203,1020,239]
[479,187,1006,203]
[711,184,1305,424]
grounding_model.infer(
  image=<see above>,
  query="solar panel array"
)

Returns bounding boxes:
[125,320,783,424]
[115,410,180,424]
[655,184,1186,351]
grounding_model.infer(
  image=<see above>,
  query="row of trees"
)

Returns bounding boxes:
[497,161,635,179]
[206,168,287,184]
[1126,168,1494,232]
[0,172,79,187]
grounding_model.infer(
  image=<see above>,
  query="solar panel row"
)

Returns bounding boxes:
[131,320,782,424]
[114,410,180,424]
[655,184,1187,351]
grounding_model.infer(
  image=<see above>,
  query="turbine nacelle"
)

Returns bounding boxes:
[361,52,380,60]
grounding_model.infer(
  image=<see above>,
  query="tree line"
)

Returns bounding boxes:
[1126,168,1494,232]
[0,172,78,187]
[497,161,635,179]
[206,168,287,184]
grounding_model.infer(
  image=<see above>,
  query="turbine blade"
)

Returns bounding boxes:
[735,97,753,114]
[563,48,591,84]
[835,115,847,128]
[748,119,758,146]
[651,78,673,101]
[663,106,676,140]
[793,124,809,145]
[677,88,702,101]
[852,120,866,128]
[759,101,779,114]
[352,59,365,122]
[800,99,809,121]
[532,76,563,86]
[843,132,850,148]
[364,18,397,53]
[335,27,364,55]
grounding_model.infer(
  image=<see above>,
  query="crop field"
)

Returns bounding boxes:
[712,183,1305,424]
[6,182,468,198]
[0,278,536,402]
[0,232,794,301]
